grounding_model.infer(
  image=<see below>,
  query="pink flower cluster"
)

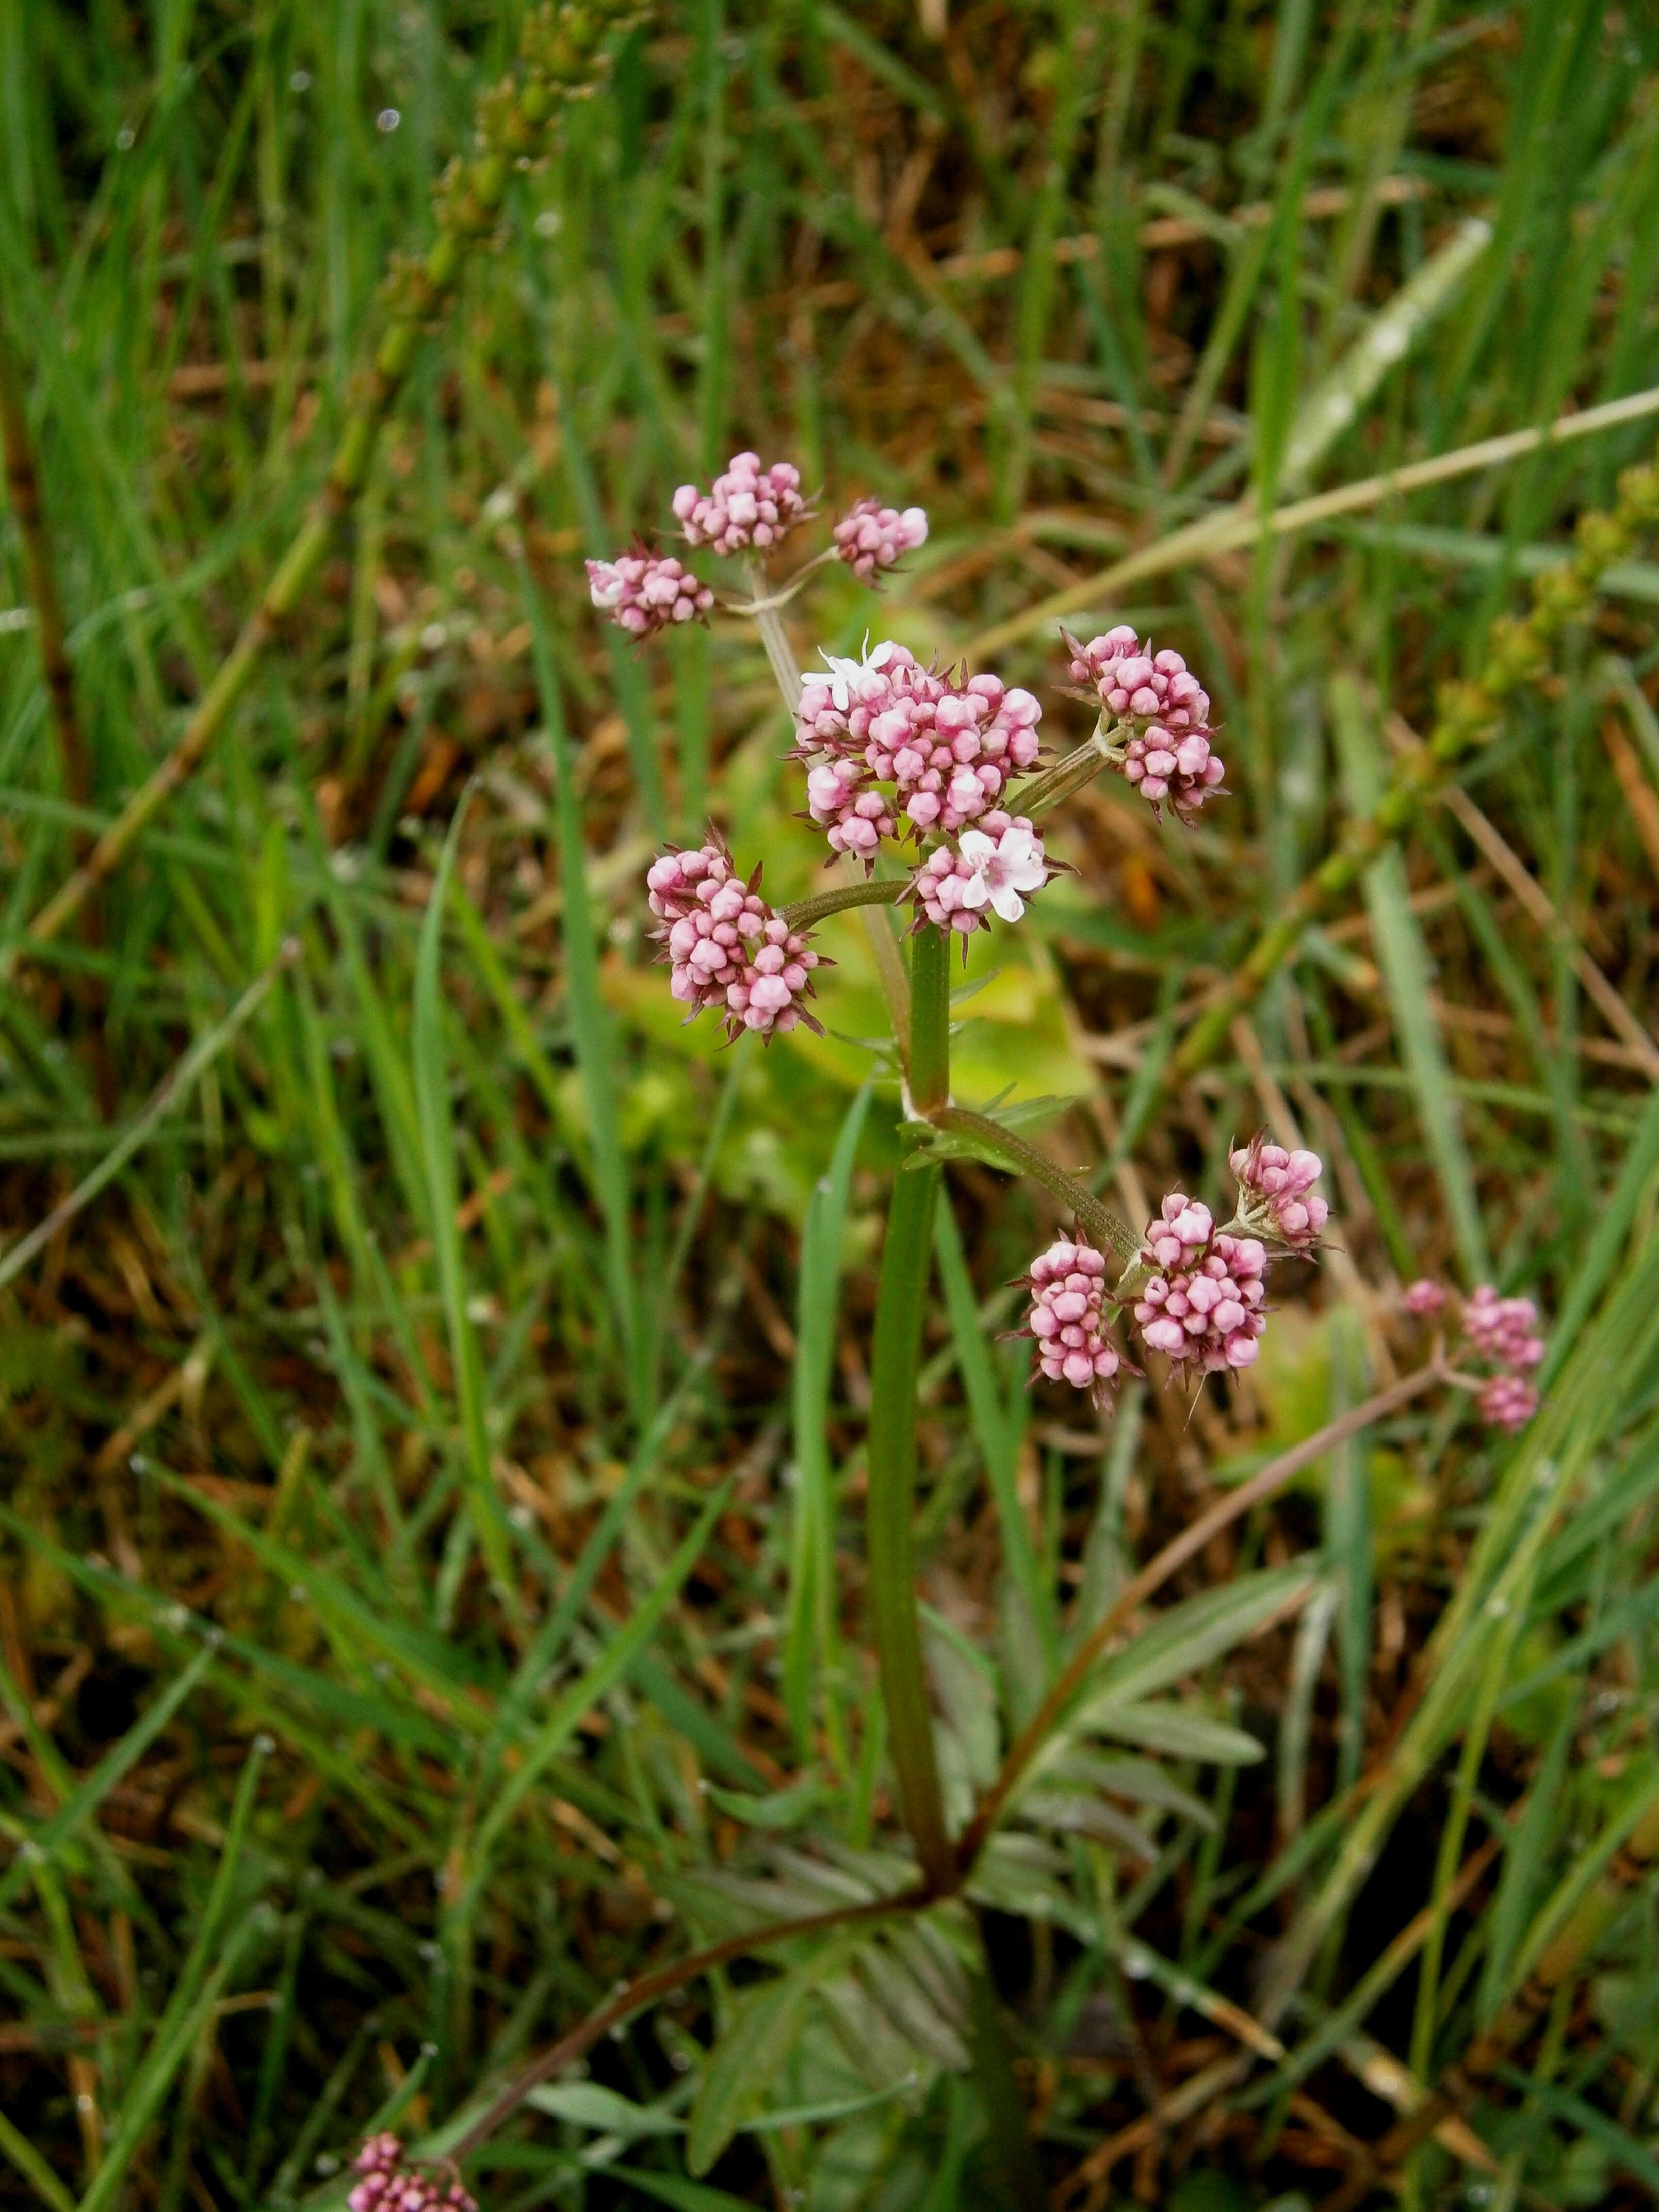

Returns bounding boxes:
[794,643,1043,849]
[673,453,807,556]
[833,498,929,580]
[1461,1284,1546,1373]
[646,843,823,1042]
[1229,1134,1328,1252]
[1023,1238,1121,1401]
[1131,1198,1267,1374]
[907,815,1051,937]
[585,549,713,637]
[1065,625,1224,819]
[1400,1278,1544,1432]
[349,2137,474,2212]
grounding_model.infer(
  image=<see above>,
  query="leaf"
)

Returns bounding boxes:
[704,1778,835,1831]
[686,1967,813,2174]
[1081,1564,1316,1713]
[527,2082,682,2137]
[611,2170,757,2212]
[1079,1702,1265,1766]
[1048,1750,1219,1830]
[413,788,519,1612]
[1330,674,1488,1281]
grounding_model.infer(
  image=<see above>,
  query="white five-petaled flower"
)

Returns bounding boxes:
[817,637,896,714]
[954,822,1048,922]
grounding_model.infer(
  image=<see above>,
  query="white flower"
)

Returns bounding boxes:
[817,636,896,712]
[954,822,1048,923]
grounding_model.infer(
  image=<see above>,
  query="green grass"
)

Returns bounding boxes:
[3,3,1659,2207]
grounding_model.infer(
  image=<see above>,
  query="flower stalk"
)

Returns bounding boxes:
[860,928,959,1897]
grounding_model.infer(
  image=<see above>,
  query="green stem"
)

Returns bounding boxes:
[966,1946,1046,2209]
[930,1105,1140,1264]
[907,922,951,1113]
[780,877,905,930]
[865,1150,953,1894]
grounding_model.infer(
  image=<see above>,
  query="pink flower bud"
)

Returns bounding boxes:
[832,497,929,580]
[673,453,809,556]
[1023,1237,1121,1405]
[587,549,713,637]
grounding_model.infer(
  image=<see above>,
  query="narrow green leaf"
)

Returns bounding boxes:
[785,1081,870,1749]
[1082,1564,1316,1714]
[414,788,519,1612]
[686,1969,812,2175]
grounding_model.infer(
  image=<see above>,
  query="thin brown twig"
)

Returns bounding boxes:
[954,1357,1449,1874]
[444,1886,926,2161]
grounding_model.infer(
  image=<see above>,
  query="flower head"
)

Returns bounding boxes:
[646,842,822,1042]
[833,498,929,581]
[672,453,808,556]
[1063,626,1224,820]
[905,814,1053,937]
[587,548,713,637]
[349,2137,475,2212]
[1229,1133,1328,1253]
[1478,1373,1539,1433]
[1023,1238,1121,1402]
[1460,1285,1544,1372]
[1401,1278,1449,1316]
[1131,1195,1267,1374]
[793,644,1043,850]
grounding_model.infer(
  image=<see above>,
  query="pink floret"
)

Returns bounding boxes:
[673,452,809,556]
[586,549,712,636]
[1229,1133,1329,1252]
[832,497,929,580]
[646,841,822,1043]
[1132,1194,1268,1374]
[1024,1238,1121,1403]
[1401,1278,1449,1316]
[1063,626,1224,820]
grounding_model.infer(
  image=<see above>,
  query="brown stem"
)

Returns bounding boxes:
[0,301,92,825]
[953,1357,1448,1873]
[445,1886,925,2161]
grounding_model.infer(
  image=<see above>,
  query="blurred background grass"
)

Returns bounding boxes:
[3,2,1659,2206]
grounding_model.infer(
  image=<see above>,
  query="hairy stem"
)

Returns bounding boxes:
[954,1357,1448,1871]
[780,876,905,930]
[907,921,951,1114]
[929,1105,1140,1264]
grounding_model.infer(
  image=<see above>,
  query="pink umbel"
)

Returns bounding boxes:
[833,498,929,580]
[1401,1278,1543,1432]
[1460,1285,1545,1372]
[1024,1238,1121,1401]
[646,842,823,1042]
[1064,625,1224,820]
[1229,1133,1328,1252]
[349,2136,475,2212]
[586,549,713,636]
[1131,1196,1267,1373]
[793,642,1043,847]
[1477,1373,1539,1432]
[804,756,898,864]
[672,453,808,556]
[906,814,1052,937]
